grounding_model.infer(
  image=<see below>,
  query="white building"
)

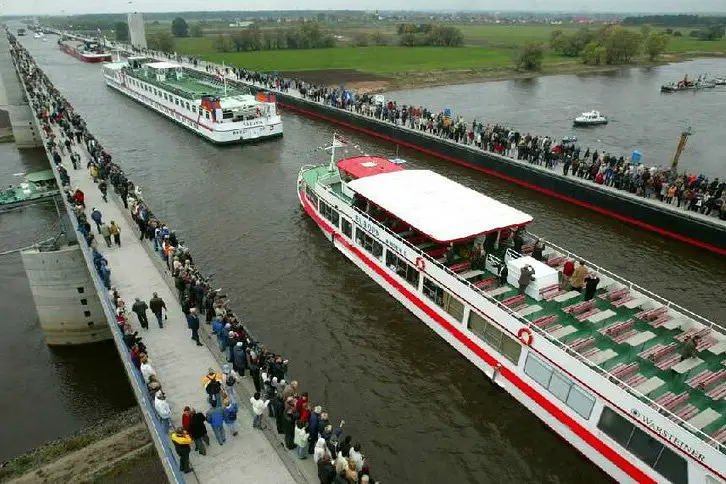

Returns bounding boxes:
[127,12,147,48]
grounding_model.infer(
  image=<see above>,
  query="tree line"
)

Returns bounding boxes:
[622,15,726,27]
[549,25,670,65]
[212,22,335,52]
[395,23,464,47]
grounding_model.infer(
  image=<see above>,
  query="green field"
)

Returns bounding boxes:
[158,22,725,83]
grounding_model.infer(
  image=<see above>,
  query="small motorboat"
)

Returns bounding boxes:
[661,75,716,92]
[714,77,726,86]
[562,135,577,143]
[573,111,608,127]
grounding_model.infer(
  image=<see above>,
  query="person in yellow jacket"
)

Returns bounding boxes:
[170,427,193,473]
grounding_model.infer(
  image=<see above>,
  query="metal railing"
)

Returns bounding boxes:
[9,40,186,483]
[306,168,726,454]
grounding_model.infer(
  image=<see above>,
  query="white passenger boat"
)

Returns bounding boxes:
[298,138,726,484]
[102,57,283,144]
[573,111,608,127]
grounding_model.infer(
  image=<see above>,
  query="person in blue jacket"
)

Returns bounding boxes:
[206,405,226,446]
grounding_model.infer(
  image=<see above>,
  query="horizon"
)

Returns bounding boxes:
[3,5,726,17]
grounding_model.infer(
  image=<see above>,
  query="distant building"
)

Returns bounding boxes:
[127,12,147,48]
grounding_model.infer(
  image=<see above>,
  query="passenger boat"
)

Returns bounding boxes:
[102,57,283,144]
[661,76,716,93]
[0,170,59,209]
[714,78,726,86]
[58,38,112,63]
[573,111,608,127]
[297,139,726,484]
[17,28,26,37]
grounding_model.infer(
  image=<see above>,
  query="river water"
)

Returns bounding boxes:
[386,58,726,178]
[7,38,726,482]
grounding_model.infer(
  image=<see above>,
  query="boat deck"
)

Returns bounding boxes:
[127,67,248,100]
[302,163,726,451]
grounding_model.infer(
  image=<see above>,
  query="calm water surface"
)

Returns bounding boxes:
[10,38,726,482]
[386,58,726,177]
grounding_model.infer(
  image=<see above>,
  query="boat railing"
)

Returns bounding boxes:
[313,178,725,453]
[530,234,725,337]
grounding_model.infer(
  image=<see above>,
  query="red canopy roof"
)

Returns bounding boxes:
[337,156,404,179]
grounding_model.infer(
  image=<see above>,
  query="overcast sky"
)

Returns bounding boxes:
[3,0,725,16]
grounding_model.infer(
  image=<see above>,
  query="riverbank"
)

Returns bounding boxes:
[0,408,161,484]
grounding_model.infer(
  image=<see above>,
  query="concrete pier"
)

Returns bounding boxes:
[0,35,41,148]
[21,243,111,345]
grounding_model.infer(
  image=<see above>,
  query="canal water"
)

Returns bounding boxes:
[386,58,726,178]
[0,144,135,461]
[8,38,726,483]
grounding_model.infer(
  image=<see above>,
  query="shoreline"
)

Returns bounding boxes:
[334,53,726,93]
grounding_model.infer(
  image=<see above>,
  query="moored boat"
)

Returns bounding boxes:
[661,75,716,93]
[101,57,283,144]
[298,140,726,483]
[58,38,111,63]
[0,169,59,209]
[573,111,608,127]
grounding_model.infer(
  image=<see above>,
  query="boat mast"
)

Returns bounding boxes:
[328,133,337,171]
[670,126,692,175]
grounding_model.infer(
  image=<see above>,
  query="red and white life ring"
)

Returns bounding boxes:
[415,257,426,271]
[517,327,533,346]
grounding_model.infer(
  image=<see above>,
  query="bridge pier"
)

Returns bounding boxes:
[0,34,42,148]
[21,242,112,345]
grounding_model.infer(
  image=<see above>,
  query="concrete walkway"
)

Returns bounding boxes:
[46,120,298,483]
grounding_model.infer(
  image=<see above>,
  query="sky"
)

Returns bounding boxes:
[2,0,725,16]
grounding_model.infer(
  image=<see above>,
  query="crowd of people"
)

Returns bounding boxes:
[10,33,381,483]
[115,39,726,222]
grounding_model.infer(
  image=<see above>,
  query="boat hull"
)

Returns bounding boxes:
[573,120,608,127]
[103,76,283,144]
[59,43,111,63]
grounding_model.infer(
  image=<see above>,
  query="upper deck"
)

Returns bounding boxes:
[302,163,726,455]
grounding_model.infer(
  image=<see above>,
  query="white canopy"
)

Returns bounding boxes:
[143,61,181,69]
[347,170,533,242]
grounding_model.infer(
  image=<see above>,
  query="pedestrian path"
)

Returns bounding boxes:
[48,126,298,483]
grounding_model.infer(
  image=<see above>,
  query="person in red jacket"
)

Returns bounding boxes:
[562,259,575,290]
[73,188,85,208]
[182,406,192,432]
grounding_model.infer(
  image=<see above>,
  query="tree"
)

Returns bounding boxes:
[515,42,545,71]
[673,30,682,37]
[644,31,670,60]
[147,31,174,52]
[171,17,188,38]
[351,33,369,47]
[190,23,204,37]
[581,41,607,65]
[213,34,234,53]
[371,31,388,46]
[599,26,642,64]
[114,21,129,42]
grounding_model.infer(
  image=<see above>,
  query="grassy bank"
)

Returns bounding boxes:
[165,23,726,90]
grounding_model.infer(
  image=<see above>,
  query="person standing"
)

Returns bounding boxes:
[132,297,149,330]
[90,208,102,232]
[98,179,108,202]
[583,273,601,301]
[187,308,202,346]
[223,398,239,437]
[518,264,535,295]
[149,292,167,328]
[295,421,309,459]
[222,364,237,403]
[570,262,589,292]
[250,392,269,429]
[206,405,226,446]
[154,391,172,434]
[99,222,112,247]
[189,408,210,455]
[170,427,193,474]
[109,221,121,247]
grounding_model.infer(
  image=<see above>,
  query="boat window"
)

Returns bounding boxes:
[422,277,444,307]
[305,186,318,209]
[525,354,595,419]
[443,292,464,322]
[205,111,210,120]
[186,102,190,111]
[341,218,352,238]
[597,407,687,484]
[222,109,234,119]
[385,250,419,288]
[355,228,383,260]
[319,201,339,228]
[192,105,196,113]
[467,311,521,363]
[175,98,179,106]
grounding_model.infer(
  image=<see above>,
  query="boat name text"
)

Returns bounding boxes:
[630,409,706,462]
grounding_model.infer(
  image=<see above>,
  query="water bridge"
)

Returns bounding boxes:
[2,32,314,484]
